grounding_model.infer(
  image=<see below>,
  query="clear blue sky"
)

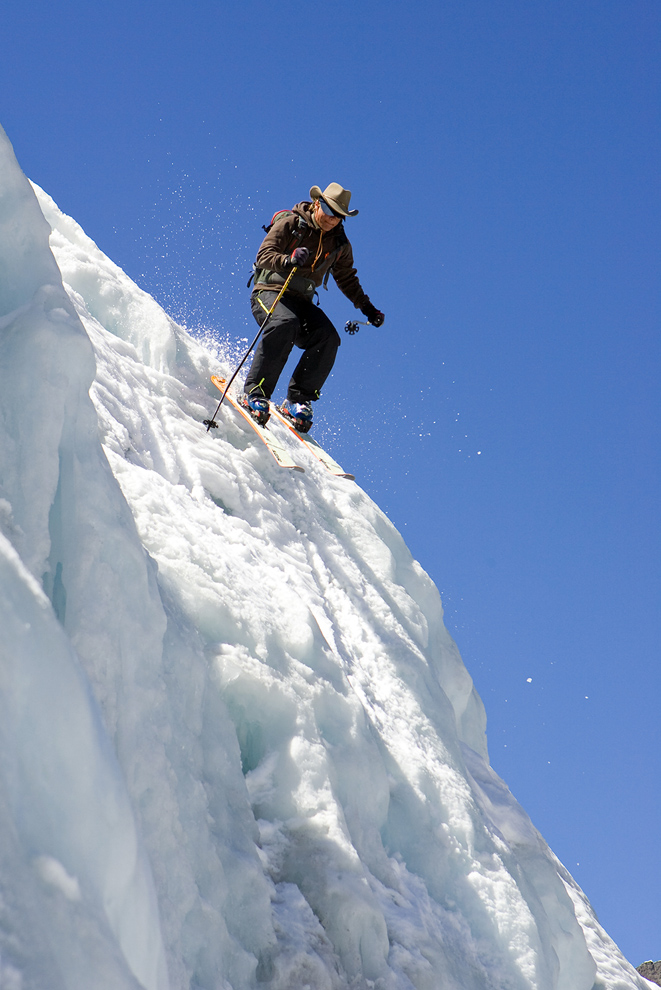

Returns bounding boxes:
[3,0,658,968]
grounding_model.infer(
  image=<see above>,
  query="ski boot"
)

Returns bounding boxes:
[279,398,313,434]
[238,392,270,427]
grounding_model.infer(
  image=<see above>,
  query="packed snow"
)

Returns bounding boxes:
[0,123,651,990]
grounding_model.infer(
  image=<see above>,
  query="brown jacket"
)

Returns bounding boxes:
[252,202,371,310]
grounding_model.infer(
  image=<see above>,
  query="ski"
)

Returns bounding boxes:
[209,376,304,472]
[269,405,355,480]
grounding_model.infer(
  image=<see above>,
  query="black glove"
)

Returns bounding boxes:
[361,302,385,327]
[290,246,310,266]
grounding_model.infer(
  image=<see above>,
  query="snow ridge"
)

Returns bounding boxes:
[0,123,649,990]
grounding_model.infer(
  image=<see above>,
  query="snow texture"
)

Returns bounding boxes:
[0,122,651,990]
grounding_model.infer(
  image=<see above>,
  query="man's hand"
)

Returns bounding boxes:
[361,302,385,327]
[290,247,310,266]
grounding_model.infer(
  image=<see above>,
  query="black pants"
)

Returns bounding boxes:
[244,291,341,403]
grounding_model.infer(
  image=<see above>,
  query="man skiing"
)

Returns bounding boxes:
[239,182,384,433]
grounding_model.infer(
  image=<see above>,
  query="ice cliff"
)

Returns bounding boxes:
[0,124,649,990]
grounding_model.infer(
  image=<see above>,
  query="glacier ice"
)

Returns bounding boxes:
[0,122,650,989]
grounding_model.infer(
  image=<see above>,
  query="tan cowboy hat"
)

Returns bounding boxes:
[309,182,359,217]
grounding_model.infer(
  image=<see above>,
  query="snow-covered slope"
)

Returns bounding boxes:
[0,124,649,990]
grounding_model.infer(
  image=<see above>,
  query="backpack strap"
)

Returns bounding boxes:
[262,211,308,247]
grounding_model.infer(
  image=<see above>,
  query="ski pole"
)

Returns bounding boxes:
[344,319,372,335]
[204,267,298,431]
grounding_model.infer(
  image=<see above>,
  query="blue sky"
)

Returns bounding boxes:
[3,0,659,968]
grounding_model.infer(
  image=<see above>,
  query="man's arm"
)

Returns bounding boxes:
[331,242,370,309]
[255,216,302,274]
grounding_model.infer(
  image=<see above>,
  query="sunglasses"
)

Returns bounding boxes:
[319,198,341,219]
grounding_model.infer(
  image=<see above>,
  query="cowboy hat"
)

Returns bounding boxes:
[309,182,359,217]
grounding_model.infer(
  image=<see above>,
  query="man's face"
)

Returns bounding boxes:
[314,199,342,232]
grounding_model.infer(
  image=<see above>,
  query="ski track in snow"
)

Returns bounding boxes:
[0,124,651,990]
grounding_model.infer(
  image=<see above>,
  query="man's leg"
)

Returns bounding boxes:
[244,292,301,399]
[286,304,341,403]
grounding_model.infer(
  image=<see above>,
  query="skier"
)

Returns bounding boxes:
[239,182,384,432]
